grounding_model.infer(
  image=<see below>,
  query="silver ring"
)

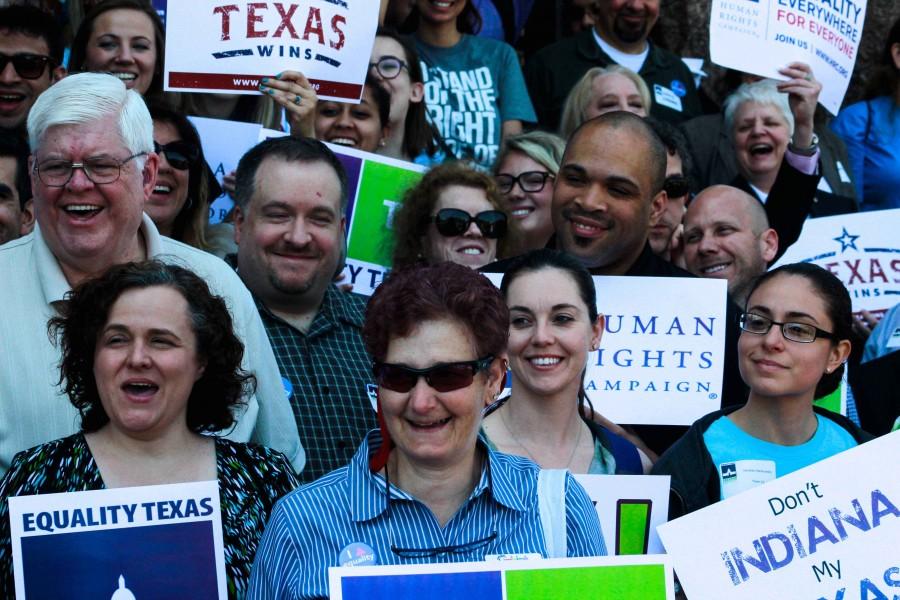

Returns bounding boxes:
[293,95,302,106]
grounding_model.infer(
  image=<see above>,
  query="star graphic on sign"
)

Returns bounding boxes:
[833,228,860,252]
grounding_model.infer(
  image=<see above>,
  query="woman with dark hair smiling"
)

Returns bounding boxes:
[391,161,513,270]
[69,0,166,98]
[146,101,224,252]
[0,261,299,598]
[248,262,604,599]
[653,263,871,519]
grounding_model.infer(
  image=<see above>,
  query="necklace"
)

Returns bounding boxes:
[499,401,585,470]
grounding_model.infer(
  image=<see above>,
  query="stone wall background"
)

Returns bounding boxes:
[652,0,900,110]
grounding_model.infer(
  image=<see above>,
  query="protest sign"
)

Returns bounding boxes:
[709,0,868,113]
[484,274,728,426]
[658,431,900,600]
[773,209,900,316]
[189,116,263,224]
[164,0,379,100]
[9,480,226,599]
[329,555,674,600]
[574,475,670,555]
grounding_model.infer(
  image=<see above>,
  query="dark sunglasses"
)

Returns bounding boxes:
[663,175,691,199]
[0,53,53,79]
[154,140,199,170]
[368,55,408,80]
[429,208,507,239]
[372,356,495,393]
[495,171,553,194]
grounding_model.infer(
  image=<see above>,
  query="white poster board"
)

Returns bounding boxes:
[165,0,379,100]
[773,209,900,316]
[709,0,868,113]
[188,116,263,224]
[329,555,675,600]
[574,474,670,555]
[485,274,728,426]
[658,431,900,600]
[9,480,226,598]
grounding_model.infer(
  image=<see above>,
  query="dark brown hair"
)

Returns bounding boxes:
[49,260,255,433]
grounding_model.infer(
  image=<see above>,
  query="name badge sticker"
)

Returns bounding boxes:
[719,459,776,499]
[485,553,543,561]
[653,84,683,112]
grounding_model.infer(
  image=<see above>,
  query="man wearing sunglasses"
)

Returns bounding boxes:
[232,137,377,482]
[645,117,692,262]
[0,6,65,133]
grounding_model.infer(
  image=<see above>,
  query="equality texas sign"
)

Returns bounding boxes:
[164,0,379,100]
[659,431,900,600]
[773,209,900,317]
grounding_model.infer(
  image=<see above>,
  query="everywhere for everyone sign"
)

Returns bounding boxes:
[483,274,728,427]
[574,474,671,555]
[773,209,900,317]
[8,481,226,599]
[164,0,379,100]
[709,0,868,113]
[329,556,674,600]
[658,431,900,600]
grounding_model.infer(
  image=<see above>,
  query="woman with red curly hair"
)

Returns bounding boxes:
[249,262,606,599]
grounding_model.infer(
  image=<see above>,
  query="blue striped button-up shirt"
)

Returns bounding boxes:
[248,431,606,599]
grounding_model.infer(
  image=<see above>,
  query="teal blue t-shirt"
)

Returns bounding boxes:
[703,414,857,500]
[415,34,537,170]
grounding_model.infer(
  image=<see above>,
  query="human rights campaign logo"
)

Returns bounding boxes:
[721,463,737,481]
[21,521,218,599]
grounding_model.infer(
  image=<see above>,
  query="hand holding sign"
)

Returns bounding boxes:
[259,70,318,137]
[776,62,821,148]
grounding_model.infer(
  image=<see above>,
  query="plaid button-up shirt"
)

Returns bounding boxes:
[254,285,377,482]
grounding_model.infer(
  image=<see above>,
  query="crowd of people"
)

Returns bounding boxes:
[0,0,898,598]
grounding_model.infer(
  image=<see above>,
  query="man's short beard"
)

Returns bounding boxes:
[613,18,647,44]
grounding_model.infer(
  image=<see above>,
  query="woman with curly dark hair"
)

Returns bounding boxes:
[391,161,512,269]
[0,261,299,598]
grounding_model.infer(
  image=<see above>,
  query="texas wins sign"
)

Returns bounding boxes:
[164,0,379,100]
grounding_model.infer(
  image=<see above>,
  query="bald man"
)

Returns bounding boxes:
[682,185,779,307]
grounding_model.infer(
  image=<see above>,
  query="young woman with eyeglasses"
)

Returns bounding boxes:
[369,28,441,163]
[493,131,565,254]
[247,262,605,599]
[652,263,871,519]
[391,161,513,270]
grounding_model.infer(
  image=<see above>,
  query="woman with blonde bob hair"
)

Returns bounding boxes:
[559,65,652,140]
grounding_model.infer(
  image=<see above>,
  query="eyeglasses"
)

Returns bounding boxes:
[373,355,495,393]
[739,312,837,343]
[384,457,497,558]
[495,171,554,194]
[34,152,148,187]
[154,140,199,170]
[0,53,53,79]
[429,208,507,239]
[369,56,408,80]
[663,175,690,199]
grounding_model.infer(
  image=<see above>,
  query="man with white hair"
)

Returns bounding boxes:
[0,73,305,472]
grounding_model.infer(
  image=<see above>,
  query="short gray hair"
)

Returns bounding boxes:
[723,80,794,140]
[27,73,154,158]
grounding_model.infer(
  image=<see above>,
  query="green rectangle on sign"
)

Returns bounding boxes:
[505,565,666,600]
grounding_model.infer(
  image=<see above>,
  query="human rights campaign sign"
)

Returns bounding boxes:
[8,481,227,599]
[483,275,729,426]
